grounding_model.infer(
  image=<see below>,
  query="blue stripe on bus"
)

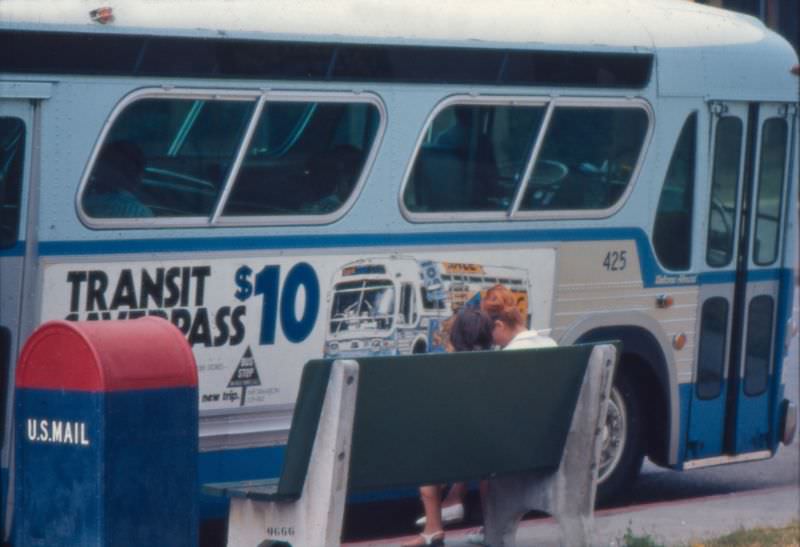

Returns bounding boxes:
[6,228,788,287]
[30,227,665,287]
[29,227,792,289]
[36,227,651,256]
[0,242,24,257]
[697,269,784,283]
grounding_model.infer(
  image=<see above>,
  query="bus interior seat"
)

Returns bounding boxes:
[411,146,469,211]
[223,162,308,215]
[300,145,364,210]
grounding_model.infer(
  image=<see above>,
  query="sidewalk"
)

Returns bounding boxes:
[345,485,800,547]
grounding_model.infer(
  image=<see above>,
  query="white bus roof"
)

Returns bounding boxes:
[0,0,781,48]
[1,0,797,100]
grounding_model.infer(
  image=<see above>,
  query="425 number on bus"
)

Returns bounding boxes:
[603,250,628,272]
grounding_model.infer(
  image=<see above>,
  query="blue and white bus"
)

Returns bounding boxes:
[0,0,797,541]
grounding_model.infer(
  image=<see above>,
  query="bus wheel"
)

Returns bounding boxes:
[412,341,427,354]
[596,372,644,505]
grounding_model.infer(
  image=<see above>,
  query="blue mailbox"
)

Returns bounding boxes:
[15,317,198,547]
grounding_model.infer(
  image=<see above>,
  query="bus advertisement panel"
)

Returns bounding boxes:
[40,248,555,411]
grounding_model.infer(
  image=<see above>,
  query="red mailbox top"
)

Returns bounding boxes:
[16,318,197,392]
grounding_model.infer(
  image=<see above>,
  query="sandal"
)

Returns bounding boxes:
[401,530,445,546]
[465,527,485,545]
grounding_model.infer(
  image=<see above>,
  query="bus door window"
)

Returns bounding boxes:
[652,113,697,271]
[752,118,788,266]
[696,297,730,401]
[0,118,25,247]
[706,116,744,268]
[743,295,774,396]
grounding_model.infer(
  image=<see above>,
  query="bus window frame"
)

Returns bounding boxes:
[705,113,745,269]
[76,87,387,229]
[399,94,654,223]
[750,113,791,268]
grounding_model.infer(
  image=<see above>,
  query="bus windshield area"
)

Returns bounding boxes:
[329,280,395,333]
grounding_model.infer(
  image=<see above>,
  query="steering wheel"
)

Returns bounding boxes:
[529,159,569,187]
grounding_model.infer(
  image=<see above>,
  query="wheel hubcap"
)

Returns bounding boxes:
[598,386,627,484]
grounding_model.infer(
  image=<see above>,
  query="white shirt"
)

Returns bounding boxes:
[504,329,558,350]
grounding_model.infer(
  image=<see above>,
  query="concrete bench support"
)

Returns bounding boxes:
[226,360,359,547]
[483,344,617,547]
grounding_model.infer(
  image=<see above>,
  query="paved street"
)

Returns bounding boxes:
[344,484,798,547]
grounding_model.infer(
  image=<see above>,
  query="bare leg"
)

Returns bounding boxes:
[403,486,445,546]
[420,485,444,534]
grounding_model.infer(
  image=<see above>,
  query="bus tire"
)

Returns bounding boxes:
[412,340,427,354]
[596,371,645,505]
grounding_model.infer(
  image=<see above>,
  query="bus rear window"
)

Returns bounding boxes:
[80,92,382,225]
[0,118,25,248]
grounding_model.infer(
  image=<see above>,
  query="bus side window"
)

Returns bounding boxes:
[224,101,380,217]
[0,118,25,247]
[521,106,648,211]
[82,98,256,219]
[653,113,697,271]
[404,104,545,212]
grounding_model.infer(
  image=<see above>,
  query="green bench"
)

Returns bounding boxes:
[204,343,617,547]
